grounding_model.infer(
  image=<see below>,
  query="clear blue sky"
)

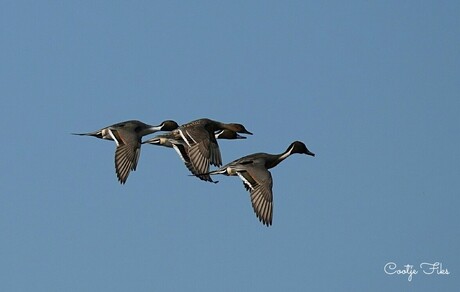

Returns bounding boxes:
[1,1,459,291]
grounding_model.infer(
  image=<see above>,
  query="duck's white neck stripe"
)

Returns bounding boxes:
[279,145,294,160]
[214,130,223,138]
[150,125,162,132]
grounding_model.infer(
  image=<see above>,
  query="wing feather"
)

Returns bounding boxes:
[113,129,141,184]
[237,166,273,226]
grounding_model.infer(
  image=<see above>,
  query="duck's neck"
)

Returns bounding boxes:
[212,120,226,131]
[266,147,295,169]
[204,121,231,134]
[141,125,162,136]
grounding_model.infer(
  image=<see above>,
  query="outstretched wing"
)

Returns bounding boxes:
[113,129,141,184]
[179,126,222,174]
[236,165,273,226]
[172,144,215,183]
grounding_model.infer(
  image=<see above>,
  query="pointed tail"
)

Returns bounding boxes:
[71,131,103,138]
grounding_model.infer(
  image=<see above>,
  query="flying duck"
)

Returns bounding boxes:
[202,141,315,226]
[73,120,179,184]
[143,129,246,182]
[145,118,252,182]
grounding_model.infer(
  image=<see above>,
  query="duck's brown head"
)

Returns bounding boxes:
[289,141,315,156]
[160,120,179,131]
[225,123,253,135]
[215,129,246,140]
